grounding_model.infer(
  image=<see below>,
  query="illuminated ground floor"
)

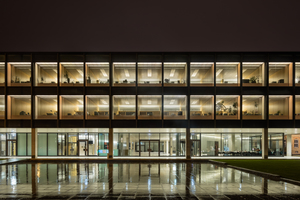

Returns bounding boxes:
[0,128,299,159]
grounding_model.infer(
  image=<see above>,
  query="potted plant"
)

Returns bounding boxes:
[276,110,281,115]
[41,77,44,84]
[233,102,238,115]
[250,76,258,83]
[64,71,70,83]
[254,101,258,114]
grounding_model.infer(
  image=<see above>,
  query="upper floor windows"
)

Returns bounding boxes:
[164,63,187,86]
[86,62,109,86]
[242,62,265,86]
[269,62,292,87]
[35,62,57,86]
[138,63,162,86]
[113,63,136,86]
[60,62,84,87]
[216,62,240,86]
[0,63,4,86]
[8,62,31,86]
[190,63,214,86]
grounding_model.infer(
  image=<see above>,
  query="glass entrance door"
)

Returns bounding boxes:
[191,140,201,157]
[7,140,16,156]
[139,140,160,157]
[78,140,88,156]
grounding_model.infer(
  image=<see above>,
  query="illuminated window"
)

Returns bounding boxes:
[8,62,32,86]
[216,62,240,86]
[7,95,31,119]
[164,63,187,86]
[242,62,265,86]
[190,62,214,86]
[242,95,265,120]
[86,62,110,86]
[269,62,292,86]
[60,62,84,86]
[190,95,214,119]
[60,95,84,119]
[113,95,136,119]
[269,95,292,120]
[164,95,186,119]
[138,62,162,86]
[35,95,57,119]
[216,95,240,119]
[35,62,57,86]
[138,95,162,119]
[113,63,136,86]
[86,95,109,119]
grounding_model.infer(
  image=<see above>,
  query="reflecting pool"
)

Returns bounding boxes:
[0,162,300,199]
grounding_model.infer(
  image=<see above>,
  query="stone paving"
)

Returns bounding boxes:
[0,163,300,199]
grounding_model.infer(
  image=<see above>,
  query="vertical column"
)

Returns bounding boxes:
[108,163,113,194]
[31,163,38,196]
[186,128,191,159]
[262,128,268,159]
[107,128,113,159]
[31,128,37,159]
[286,135,292,157]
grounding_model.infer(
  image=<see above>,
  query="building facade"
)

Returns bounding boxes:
[0,52,300,159]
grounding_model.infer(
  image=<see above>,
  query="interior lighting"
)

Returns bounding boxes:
[170,99,175,104]
[242,69,247,73]
[147,100,151,104]
[192,100,198,104]
[191,69,199,77]
[216,69,223,76]
[147,69,152,77]
[100,69,108,77]
[77,99,83,104]
[170,69,175,77]
[77,69,83,76]
[124,69,130,77]
[101,99,108,104]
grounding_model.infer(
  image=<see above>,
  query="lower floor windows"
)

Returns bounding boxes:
[0,132,31,156]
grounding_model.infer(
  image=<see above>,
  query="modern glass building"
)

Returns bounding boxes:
[0,53,300,159]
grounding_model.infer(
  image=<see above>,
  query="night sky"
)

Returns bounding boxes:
[1,0,300,52]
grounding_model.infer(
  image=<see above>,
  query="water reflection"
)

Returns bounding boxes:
[0,163,299,199]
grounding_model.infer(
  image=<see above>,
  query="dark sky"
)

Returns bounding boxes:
[1,0,300,52]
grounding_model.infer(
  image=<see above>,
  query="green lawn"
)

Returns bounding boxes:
[214,160,300,181]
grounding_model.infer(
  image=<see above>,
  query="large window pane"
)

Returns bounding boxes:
[0,133,6,156]
[89,133,98,156]
[201,133,221,156]
[8,95,31,119]
[113,95,136,119]
[7,62,31,87]
[35,62,57,86]
[35,95,57,119]
[242,133,261,156]
[164,62,187,86]
[38,134,47,156]
[242,62,265,86]
[98,133,109,156]
[164,95,186,119]
[216,95,240,120]
[113,62,136,86]
[216,62,240,86]
[60,62,84,86]
[67,133,78,156]
[269,62,292,87]
[138,62,162,86]
[138,95,162,120]
[27,133,31,156]
[86,62,110,86]
[190,95,214,119]
[296,62,300,86]
[296,95,300,119]
[86,95,109,119]
[221,134,241,156]
[60,95,84,119]
[48,134,57,156]
[269,95,292,120]
[190,62,214,86]
[269,133,284,156]
[17,133,26,156]
[242,95,265,120]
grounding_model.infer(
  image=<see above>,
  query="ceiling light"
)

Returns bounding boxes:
[192,100,198,104]
[242,69,247,73]
[147,69,152,77]
[124,69,130,77]
[53,99,57,102]
[216,69,223,76]
[53,69,57,73]
[170,69,175,77]
[98,105,109,108]
[9,62,31,65]
[77,69,83,76]
[101,99,107,104]
[170,99,175,104]
[77,99,83,104]
[100,69,108,77]
[191,69,199,77]
[125,101,130,104]
[147,100,151,104]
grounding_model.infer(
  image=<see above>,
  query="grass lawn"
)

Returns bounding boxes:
[214,160,300,181]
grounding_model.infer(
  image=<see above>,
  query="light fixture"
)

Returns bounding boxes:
[125,101,130,104]
[147,100,151,104]
[147,69,152,77]
[124,69,130,77]
[192,100,198,104]
[191,69,199,77]
[53,69,57,73]
[9,62,31,65]
[101,99,107,104]
[100,69,108,77]
[53,99,57,102]
[170,99,175,104]
[242,69,247,73]
[77,99,83,104]
[77,69,83,76]
[98,105,109,108]
[170,69,175,77]
[216,69,223,76]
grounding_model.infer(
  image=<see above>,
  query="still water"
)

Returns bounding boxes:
[0,163,299,199]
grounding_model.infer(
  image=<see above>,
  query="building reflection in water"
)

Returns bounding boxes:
[0,163,297,198]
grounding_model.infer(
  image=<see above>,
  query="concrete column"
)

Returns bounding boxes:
[286,135,292,157]
[108,163,113,194]
[231,134,235,151]
[262,177,268,195]
[262,128,268,159]
[185,163,192,198]
[107,128,113,159]
[186,129,191,159]
[31,128,37,159]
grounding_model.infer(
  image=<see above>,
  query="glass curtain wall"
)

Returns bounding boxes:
[0,132,31,156]
[37,132,108,157]
[269,133,284,156]
[113,129,186,157]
